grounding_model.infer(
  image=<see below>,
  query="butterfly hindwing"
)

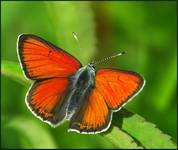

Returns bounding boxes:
[26,78,70,125]
[17,34,82,80]
[69,88,111,133]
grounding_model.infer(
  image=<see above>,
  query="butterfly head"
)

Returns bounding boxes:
[87,63,95,71]
[84,64,95,78]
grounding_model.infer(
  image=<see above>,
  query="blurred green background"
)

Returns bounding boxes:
[1,1,177,148]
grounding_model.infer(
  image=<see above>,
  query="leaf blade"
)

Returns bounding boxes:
[113,109,177,149]
[103,126,143,149]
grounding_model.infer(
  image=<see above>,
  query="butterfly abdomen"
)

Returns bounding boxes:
[66,65,96,119]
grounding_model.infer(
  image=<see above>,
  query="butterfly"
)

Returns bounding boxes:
[17,34,145,134]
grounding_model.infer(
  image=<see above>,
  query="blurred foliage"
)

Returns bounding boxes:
[1,1,177,149]
[1,60,31,86]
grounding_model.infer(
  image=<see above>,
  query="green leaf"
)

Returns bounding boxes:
[2,116,57,148]
[113,109,177,149]
[1,60,31,86]
[103,126,143,149]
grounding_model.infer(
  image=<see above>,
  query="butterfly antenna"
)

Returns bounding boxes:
[72,32,82,51]
[92,51,126,66]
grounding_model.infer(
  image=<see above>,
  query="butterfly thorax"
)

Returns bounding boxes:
[66,64,95,119]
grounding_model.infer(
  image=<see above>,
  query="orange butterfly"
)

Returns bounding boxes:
[17,34,145,134]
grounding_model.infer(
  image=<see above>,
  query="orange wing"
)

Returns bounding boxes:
[95,68,145,110]
[26,78,69,125]
[17,34,81,79]
[69,88,111,133]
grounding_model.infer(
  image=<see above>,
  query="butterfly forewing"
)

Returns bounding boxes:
[96,69,144,110]
[18,34,82,79]
[27,78,70,124]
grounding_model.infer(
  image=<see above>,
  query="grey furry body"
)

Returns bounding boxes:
[51,65,95,124]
